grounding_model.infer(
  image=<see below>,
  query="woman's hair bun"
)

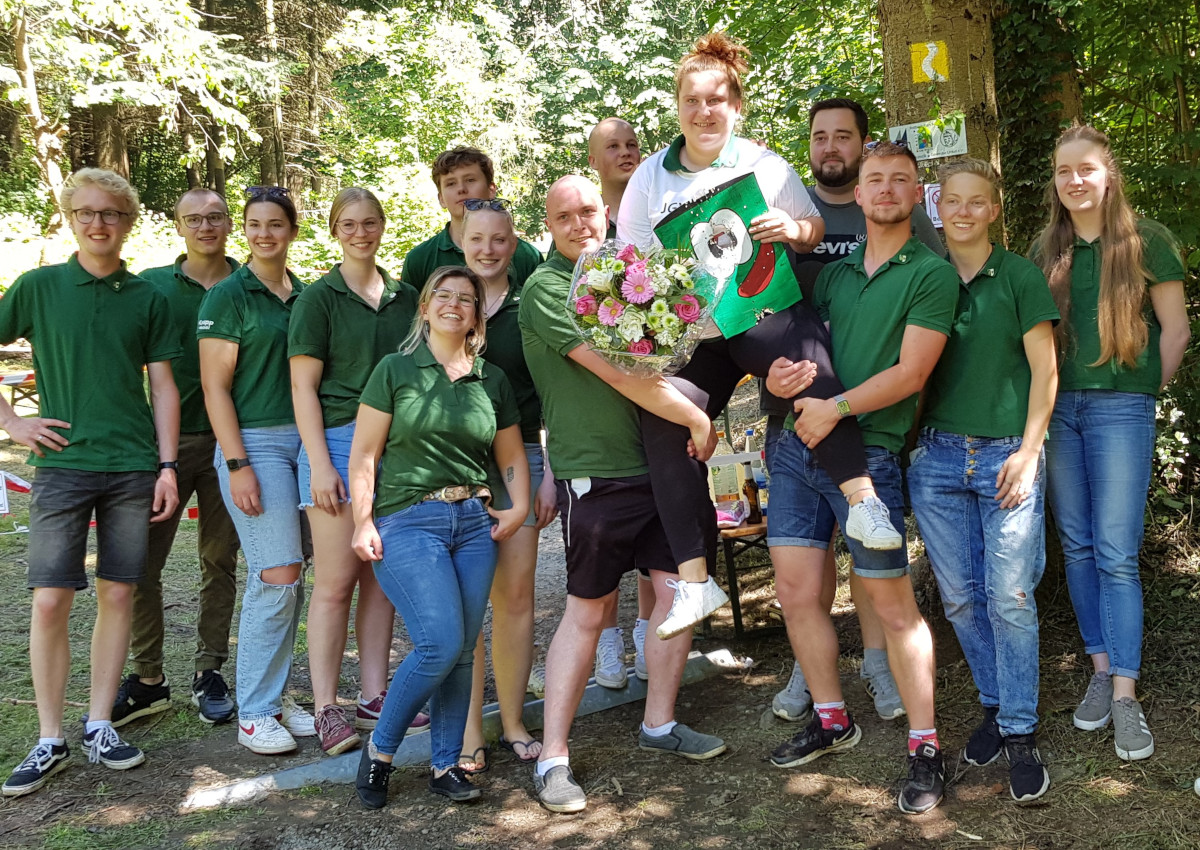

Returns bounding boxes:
[690,32,750,76]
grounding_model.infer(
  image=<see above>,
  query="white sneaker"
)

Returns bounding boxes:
[278,695,317,737]
[238,714,297,755]
[844,496,903,550]
[656,577,729,639]
[594,627,628,689]
[632,618,649,681]
[772,661,813,722]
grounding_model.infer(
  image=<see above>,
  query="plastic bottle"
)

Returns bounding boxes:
[710,431,740,502]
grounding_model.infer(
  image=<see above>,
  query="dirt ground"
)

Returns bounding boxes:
[0,379,1199,849]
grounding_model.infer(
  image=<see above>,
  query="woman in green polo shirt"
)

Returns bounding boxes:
[456,201,556,772]
[199,187,316,757]
[349,266,529,808]
[907,159,1059,803]
[1033,125,1190,763]
[289,187,420,757]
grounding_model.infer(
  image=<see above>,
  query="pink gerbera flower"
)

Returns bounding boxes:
[597,297,624,326]
[621,261,654,304]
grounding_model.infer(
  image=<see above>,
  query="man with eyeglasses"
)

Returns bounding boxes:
[102,188,242,730]
[0,169,181,798]
[401,147,543,290]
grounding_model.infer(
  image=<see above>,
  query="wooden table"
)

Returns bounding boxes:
[719,518,779,638]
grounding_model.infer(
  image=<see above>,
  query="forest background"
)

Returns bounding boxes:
[0,0,1197,513]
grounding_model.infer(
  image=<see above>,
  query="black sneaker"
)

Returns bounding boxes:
[1004,734,1050,802]
[109,674,171,728]
[898,741,944,814]
[964,705,1002,766]
[82,725,145,770]
[356,743,394,810]
[192,670,235,725]
[770,714,862,768]
[429,765,482,802]
[2,742,70,797]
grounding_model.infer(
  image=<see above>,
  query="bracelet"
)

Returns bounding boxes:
[158,461,178,471]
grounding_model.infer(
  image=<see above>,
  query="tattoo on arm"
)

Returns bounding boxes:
[505,466,514,483]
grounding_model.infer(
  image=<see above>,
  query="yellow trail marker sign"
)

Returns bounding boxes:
[911,41,949,82]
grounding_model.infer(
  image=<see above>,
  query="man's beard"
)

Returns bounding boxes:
[811,157,860,189]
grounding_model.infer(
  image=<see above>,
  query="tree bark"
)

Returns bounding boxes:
[258,0,286,187]
[11,11,67,230]
[93,104,130,178]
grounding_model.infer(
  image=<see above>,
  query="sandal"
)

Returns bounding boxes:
[458,745,490,775]
[499,736,541,763]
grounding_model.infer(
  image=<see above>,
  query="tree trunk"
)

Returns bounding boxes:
[93,104,130,177]
[204,118,227,196]
[258,0,286,187]
[879,0,1002,230]
[10,11,66,231]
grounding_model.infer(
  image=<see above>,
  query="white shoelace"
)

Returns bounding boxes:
[596,631,623,671]
[86,726,121,764]
[18,743,57,771]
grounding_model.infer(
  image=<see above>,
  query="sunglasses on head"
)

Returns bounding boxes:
[462,198,511,213]
[245,185,292,202]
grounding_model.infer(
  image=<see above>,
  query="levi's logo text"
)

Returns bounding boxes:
[809,234,865,257]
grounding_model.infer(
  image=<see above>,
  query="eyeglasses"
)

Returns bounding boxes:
[245,186,291,202]
[462,198,511,213]
[180,212,230,229]
[71,209,130,225]
[431,288,478,306]
[334,218,383,236]
[863,139,910,152]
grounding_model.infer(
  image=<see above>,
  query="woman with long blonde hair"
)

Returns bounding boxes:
[1032,125,1189,763]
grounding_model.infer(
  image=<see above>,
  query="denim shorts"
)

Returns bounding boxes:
[767,429,909,578]
[214,425,304,572]
[27,467,156,588]
[488,442,545,527]
[297,420,355,508]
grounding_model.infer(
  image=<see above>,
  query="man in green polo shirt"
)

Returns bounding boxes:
[764,143,958,815]
[109,189,241,729]
[400,146,543,290]
[0,168,181,798]
[520,175,726,815]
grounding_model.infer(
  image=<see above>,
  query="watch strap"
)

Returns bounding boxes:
[158,461,178,471]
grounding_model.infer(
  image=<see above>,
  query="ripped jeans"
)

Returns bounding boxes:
[907,428,1046,737]
[215,425,305,721]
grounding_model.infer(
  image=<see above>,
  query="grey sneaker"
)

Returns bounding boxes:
[772,662,813,722]
[638,723,726,761]
[844,496,902,550]
[862,661,906,720]
[632,619,649,681]
[1073,671,1113,731]
[594,627,628,689]
[535,764,586,813]
[1111,697,1154,761]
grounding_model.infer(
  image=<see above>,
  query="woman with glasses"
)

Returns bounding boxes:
[199,186,316,755]
[350,266,529,807]
[1032,125,1189,763]
[616,32,900,638]
[456,199,554,773]
[288,187,420,756]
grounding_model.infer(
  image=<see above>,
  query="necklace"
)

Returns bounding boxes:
[249,263,285,285]
[483,286,509,318]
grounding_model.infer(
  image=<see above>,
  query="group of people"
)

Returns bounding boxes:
[0,31,1189,817]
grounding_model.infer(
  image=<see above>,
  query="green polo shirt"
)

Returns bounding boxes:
[519,252,648,479]
[922,247,1060,437]
[359,343,519,518]
[481,278,541,443]
[813,237,959,454]
[288,265,418,429]
[139,255,240,434]
[400,223,543,291]
[0,255,181,471]
[197,264,305,428]
[1049,220,1185,396]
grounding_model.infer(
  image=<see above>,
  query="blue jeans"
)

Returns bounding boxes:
[371,499,497,769]
[1045,390,1155,680]
[297,420,355,508]
[908,429,1045,736]
[767,430,908,578]
[215,425,305,721]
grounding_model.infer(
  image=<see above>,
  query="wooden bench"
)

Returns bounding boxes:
[1,370,37,412]
[719,518,779,638]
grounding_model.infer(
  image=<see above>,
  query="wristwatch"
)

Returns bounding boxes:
[158,461,178,471]
[226,457,252,471]
[833,394,852,418]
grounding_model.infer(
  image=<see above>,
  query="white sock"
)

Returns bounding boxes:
[39,737,65,747]
[599,626,620,640]
[641,719,677,737]
[536,755,569,776]
[84,719,112,735]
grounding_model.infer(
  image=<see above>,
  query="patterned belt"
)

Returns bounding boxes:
[421,485,492,505]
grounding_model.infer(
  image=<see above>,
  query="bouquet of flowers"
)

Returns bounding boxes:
[568,239,726,376]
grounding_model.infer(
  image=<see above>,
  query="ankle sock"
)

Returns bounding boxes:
[642,719,677,737]
[814,701,849,731]
[84,719,112,736]
[39,737,65,747]
[908,728,939,754]
[536,755,569,777]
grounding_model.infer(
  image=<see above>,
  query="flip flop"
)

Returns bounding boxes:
[458,746,490,775]
[499,736,541,763]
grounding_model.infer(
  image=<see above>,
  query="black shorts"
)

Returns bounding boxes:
[555,474,676,599]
